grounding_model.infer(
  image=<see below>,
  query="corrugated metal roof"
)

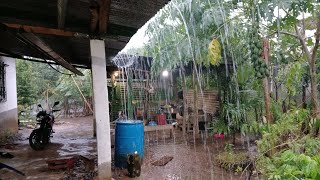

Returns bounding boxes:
[0,0,170,70]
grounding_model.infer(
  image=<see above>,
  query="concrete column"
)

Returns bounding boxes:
[90,39,112,179]
[90,71,97,138]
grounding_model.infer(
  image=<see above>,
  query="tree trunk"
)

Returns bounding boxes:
[294,15,320,118]
[254,107,258,122]
[262,39,272,124]
[302,85,307,109]
[144,74,149,120]
[282,100,287,113]
[311,24,320,114]
[309,51,319,117]
[180,68,188,137]
[310,61,319,117]
[193,67,200,139]
[182,85,187,136]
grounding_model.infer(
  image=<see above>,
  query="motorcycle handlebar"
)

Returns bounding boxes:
[52,109,61,112]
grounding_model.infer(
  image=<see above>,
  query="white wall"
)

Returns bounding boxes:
[0,56,18,132]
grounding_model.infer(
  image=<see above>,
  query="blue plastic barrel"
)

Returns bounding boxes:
[115,120,144,168]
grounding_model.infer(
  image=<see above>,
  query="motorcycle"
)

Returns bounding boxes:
[29,101,60,150]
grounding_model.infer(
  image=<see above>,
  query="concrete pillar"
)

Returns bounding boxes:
[90,39,112,179]
[0,56,18,133]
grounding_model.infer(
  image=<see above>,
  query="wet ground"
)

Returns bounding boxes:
[0,116,96,180]
[0,116,256,180]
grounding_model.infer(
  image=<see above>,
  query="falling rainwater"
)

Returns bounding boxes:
[109,0,276,179]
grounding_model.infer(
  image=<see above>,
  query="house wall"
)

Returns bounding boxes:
[0,56,18,133]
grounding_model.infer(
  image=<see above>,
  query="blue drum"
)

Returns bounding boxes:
[115,120,144,168]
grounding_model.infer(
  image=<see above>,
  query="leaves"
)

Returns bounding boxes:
[143,0,232,75]
[256,108,320,179]
[207,38,222,66]
[16,60,92,110]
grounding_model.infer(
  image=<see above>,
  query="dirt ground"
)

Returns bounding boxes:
[0,116,255,180]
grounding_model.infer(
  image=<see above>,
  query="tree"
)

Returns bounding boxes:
[257,0,320,117]
[55,69,92,116]
[16,60,37,108]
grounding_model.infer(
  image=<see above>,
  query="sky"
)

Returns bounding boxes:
[120,18,151,55]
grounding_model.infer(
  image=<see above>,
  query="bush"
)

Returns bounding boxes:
[0,130,19,145]
[256,109,320,179]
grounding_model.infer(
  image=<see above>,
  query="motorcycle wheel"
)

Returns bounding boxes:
[29,129,47,150]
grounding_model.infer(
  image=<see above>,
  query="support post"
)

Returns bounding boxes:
[98,0,111,34]
[90,39,112,179]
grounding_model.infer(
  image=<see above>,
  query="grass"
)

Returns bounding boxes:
[215,151,250,172]
[0,130,19,145]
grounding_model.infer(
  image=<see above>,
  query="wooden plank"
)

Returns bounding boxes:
[185,89,219,114]
[99,0,111,34]
[22,33,84,76]
[89,0,99,33]
[144,124,173,132]
[57,0,68,29]
[3,23,78,37]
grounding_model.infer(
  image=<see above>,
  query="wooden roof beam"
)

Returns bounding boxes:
[99,0,111,34]
[2,23,134,39]
[2,22,89,37]
[22,33,84,76]
[57,0,68,29]
[89,0,99,33]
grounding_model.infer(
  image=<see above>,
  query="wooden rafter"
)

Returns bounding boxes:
[57,0,68,29]
[2,23,134,40]
[99,0,111,34]
[3,23,77,37]
[89,0,99,33]
[22,33,84,76]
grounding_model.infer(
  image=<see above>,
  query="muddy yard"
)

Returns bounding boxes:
[0,116,252,180]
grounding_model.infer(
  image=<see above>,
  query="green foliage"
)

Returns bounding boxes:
[263,150,320,180]
[248,13,269,79]
[139,0,320,150]
[236,64,255,87]
[256,109,320,179]
[270,100,283,122]
[209,120,229,135]
[0,130,18,145]
[221,103,247,133]
[16,60,68,108]
[224,143,234,153]
[257,109,309,154]
[176,76,193,90]
[16,60,92,114]
[277,61,307,97]
[16,60,37,107]
[143,0,234,75]
[55,70,92,100]
[258,0,315,30]
[215,150,249,172]
[176,73,218,91]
